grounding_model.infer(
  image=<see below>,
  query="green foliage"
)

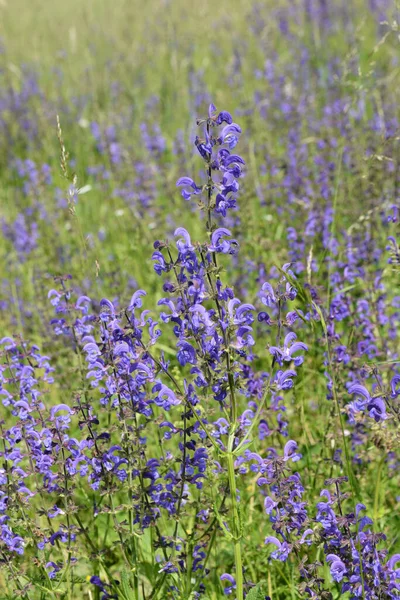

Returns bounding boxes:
[246,582,268,600]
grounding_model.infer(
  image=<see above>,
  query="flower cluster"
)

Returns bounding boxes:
[316,478,400,598]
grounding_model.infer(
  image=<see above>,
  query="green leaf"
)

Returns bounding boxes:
[120,569,135,600]
[141,560,159,581]
[312,301,327,338]
[246,581,268,600]
[275,265,311,306]
[212,503,234,540]
[154,342,176,356]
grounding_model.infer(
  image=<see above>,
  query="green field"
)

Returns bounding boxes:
[0,1,399,598]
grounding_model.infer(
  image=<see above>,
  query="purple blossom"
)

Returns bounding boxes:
[348,383,387,422]
[264,536,291,561]
[326,554,347,582]
[269,332,308,366]
[220,573,236,595]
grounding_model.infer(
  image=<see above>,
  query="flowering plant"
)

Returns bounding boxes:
[1,90,400,599]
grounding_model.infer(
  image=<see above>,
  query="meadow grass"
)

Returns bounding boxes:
[0,1,399,598]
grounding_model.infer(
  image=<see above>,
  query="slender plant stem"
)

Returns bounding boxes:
[204,116,245,599]
[226,445,243,600]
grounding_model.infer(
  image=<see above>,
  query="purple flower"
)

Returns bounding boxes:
[283,440,302,462]
[177,341,197,366]
[215,111,233,125]
[217,123,242,148]
[195,133,213,159]
[326,554,347,582]
[264,536,291,561]
[260,282,277,307]
[348,383,387,422]
[209,228,238,254]
[220,573,236,595]
[269,332,308,366]
[175,227,194,252]
[176,177,202,201]
[390,375,400,398]
[273,369,297,391]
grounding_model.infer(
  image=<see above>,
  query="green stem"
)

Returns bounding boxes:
[226,444,243,600]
